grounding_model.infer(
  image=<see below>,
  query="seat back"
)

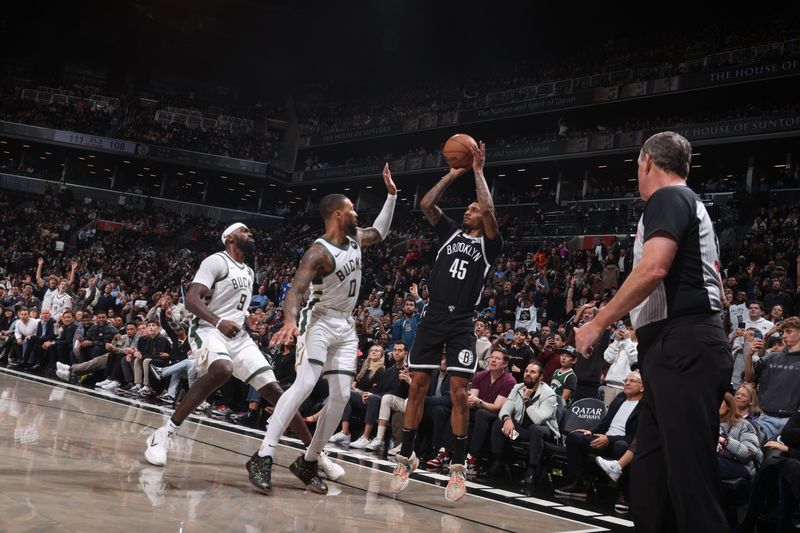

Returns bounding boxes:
[562,398,607,433]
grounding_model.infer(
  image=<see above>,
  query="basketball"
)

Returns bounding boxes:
[442,133,477,169]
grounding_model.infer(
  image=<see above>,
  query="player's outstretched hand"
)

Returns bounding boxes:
[217,319,241,339]
[447,167,469,179]
[269,322,300,347]
[469,140,486,173]
[382,163,398,195]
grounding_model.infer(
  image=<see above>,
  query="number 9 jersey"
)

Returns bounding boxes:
[191,251,255,328]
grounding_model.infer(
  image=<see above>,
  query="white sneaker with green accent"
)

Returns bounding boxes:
[318,451,345,481]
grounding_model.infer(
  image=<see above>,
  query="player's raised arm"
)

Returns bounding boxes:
[469,141,499,240]
[357,163,398,247]
[269,244,333,347]
[419,167,468,227]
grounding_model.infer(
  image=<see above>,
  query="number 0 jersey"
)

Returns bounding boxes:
[308,236,362,314]
[428,215,503,309]
[191,251,254,328]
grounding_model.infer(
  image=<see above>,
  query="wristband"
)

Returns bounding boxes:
[215,317,224,329]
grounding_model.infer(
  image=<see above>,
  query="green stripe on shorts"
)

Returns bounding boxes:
[245,366,273,384]
[308,359,324,366]
[322,370,356,377]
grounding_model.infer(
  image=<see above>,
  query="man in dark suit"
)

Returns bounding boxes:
[25,307,56,372]
[555,371,643,500]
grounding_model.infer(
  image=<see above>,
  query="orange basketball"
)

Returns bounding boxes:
[442,133,477,169]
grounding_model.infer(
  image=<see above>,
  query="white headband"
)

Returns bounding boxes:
[221,222,247,244]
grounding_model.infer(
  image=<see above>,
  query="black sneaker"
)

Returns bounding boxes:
[149,364,163,383]
[289,454,328,494]
[246,452,274,495]
[554,481,588,500]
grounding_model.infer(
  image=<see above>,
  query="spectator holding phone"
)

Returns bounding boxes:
[603,320,638,406]
[744,316,800,440]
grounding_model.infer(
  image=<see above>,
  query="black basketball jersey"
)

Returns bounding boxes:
[428,214,503,309]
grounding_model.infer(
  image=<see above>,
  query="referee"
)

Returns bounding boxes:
[575,132,732,533]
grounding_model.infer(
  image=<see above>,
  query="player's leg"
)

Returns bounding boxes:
[296,331,358,488]
[145,330,233,467]
[248,322,328,494]
[443,323,479,502]
[228,335,315,447]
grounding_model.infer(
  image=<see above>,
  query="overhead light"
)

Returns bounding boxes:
[691,165,702,168]
[269,183,276,187]
[89,170,95,174]
[517,168,526,172]
[228,188,235,191]
[774,164,787,168]
[311,188,317,191]
[249,189,256,193]
[624,159,633,162]
[726,174,734,178]
[344,187,350,191]
[78,156,86,160]
[628,178,637,181]
[286,189,293,193]
[692,153,701,156]
[541,177,550,180]
[1,150,8,154]
[104,168,111,172]
[196,181,203,185]
[22,144,30,148]
[189,170,196,174]
[497,173,506,177]
[88,155,95,158]
[597,165,607,169]
[87,164,94,167]
[123,160,131,164]
[137,173,143,177]
[534,184,542,187]
[295,196,302,200]
[177,172,184,176]
[366,185,372,189]
[150,173,157,177]
[39,156,46,160]
[45,151,52,155]
[143,167,150,171]
[0,140,5,144]
[238,182,245,186]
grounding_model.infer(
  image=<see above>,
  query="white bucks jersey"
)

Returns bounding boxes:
[309,236,361,314]
[191,251,254,328]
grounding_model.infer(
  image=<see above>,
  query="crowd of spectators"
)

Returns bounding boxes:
[1,167,800,524]
[0,82,283,163]
[297,16,796,137]
[300,102,800,174]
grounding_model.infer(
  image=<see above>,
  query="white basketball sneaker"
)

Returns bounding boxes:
[318,451,345,481]
[145,426,174,467]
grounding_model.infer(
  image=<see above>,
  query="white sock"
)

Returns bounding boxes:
[258,436,279,458]
[166,419,180,435]
[375,425,387,441]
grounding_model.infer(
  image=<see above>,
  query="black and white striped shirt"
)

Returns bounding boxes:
[630,185,723,330]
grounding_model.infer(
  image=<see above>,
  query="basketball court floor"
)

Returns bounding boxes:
[0,369,633,532]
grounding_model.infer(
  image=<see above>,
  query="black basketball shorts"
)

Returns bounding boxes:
[408,303,478,378]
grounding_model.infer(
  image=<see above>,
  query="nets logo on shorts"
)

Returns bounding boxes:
[457,349,474,366]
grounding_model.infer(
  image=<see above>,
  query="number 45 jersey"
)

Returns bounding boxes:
[310,236,362,314]
[192,251,255,328]
[428,215,504,309]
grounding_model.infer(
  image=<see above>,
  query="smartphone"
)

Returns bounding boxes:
[753,331,763,340]
[738,321,746,330]
[510,430,519,440]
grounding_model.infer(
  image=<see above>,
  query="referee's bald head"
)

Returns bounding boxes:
[639,131,692,179]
